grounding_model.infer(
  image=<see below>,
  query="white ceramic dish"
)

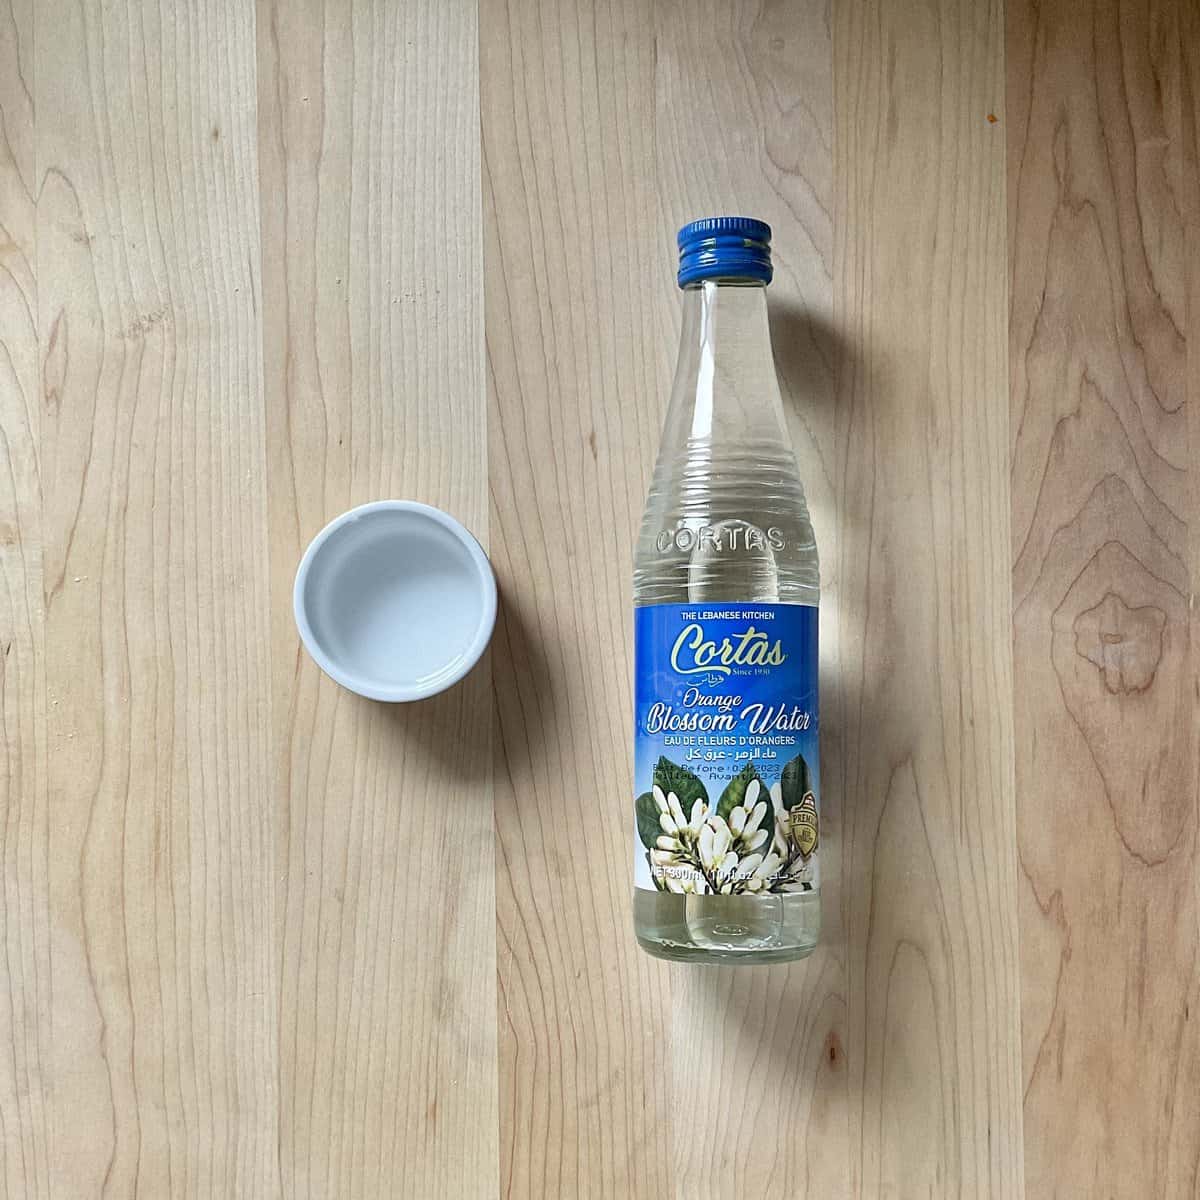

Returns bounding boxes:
[293,500,497,702]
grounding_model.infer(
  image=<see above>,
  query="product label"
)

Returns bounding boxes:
[633,603,819,895]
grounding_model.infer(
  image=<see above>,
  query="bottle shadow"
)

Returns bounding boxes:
[768,297,842,502]
[769,298,841,418]
[766,295,859,966]
[476,293,883,1140]
[661,300,875,1126]
[667,947,849,1123]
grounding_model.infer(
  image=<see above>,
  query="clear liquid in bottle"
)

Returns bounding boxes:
[632,217,820,964]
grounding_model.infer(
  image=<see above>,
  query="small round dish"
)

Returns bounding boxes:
[293,500,497,702]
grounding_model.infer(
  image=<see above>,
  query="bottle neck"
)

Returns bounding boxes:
[669,280,784,445]
[681,279,775,356]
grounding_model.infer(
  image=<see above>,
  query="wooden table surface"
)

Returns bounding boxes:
[1,0,1197,1196]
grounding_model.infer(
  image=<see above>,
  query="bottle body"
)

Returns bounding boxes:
[633,244,820,964]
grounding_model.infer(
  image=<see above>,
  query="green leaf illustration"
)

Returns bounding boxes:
[716,762,762,824]
[779,752,812,810]
[636,791,662,850]
[652,756,707,810]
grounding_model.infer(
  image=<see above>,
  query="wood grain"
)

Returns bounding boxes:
[257,0,496,1196]
[654,3,848,1198]
[35,0,276,1194]
[836,0,1024,1195]
[4,0,1196,1194]
[1008,0,1200,1194]
[481,1,675,1195]
[0,0,47,1194]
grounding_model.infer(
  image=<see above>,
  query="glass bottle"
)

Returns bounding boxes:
[632,217,820,964]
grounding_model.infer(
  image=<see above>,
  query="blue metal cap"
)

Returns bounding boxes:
[677,216,772,287]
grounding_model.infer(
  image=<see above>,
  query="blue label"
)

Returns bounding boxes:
[633,603,819,895]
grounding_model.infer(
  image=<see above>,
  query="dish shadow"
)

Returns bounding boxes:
[374,648,494,787]
[487,576,557,793]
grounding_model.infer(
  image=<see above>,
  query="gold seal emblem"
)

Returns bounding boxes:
[788,792,819,858]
